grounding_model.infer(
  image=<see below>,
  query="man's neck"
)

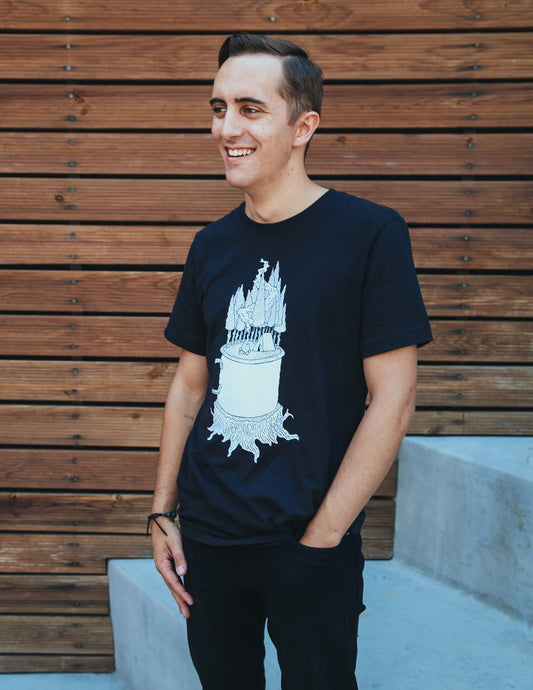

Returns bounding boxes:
[244,178,328,224]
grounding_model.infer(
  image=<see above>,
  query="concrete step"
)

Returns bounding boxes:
[396,437,533,623]
[108,557,533,690]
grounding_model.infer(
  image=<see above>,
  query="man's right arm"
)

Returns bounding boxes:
[150,348,208,618]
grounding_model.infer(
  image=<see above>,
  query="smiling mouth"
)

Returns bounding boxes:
[227,148,255,158]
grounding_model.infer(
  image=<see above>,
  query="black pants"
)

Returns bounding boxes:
[183,532,365,690]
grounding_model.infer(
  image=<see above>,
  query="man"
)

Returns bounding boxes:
[150,34,432,690]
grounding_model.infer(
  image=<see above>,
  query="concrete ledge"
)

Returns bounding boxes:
[395,436,533,622]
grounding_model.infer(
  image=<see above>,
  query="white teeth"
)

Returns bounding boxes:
[227,148,254,157]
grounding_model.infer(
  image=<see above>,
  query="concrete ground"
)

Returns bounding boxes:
[3,559,532,690]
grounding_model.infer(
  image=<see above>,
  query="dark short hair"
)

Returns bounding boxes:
[218,34,323,124]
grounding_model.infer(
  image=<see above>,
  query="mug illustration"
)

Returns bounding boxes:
[208,259,299,462]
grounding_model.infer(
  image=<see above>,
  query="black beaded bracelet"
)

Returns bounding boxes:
[146,510,178,537]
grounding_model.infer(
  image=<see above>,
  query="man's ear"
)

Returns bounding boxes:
[293,111,320,149]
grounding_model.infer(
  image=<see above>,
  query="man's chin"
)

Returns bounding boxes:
[224,173,249,193]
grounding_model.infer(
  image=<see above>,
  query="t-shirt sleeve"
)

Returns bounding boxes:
[360,215,432,359]
[164,240,207,355]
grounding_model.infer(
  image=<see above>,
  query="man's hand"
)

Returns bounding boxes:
[151,521,194,618]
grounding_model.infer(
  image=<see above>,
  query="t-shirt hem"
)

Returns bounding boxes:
[180,522,292,547]
[180,509,366,546]
[164,325,206,356]
[361,326,433,359]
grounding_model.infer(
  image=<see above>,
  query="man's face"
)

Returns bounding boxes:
[210,54,302,196]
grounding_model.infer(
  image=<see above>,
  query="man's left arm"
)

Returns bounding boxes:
[300,344,418,548]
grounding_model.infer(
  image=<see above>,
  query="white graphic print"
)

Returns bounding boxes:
[208,259,299,462]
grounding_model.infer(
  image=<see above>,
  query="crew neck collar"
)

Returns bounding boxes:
[239,189,333,232]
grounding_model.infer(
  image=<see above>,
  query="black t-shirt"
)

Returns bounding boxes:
[165,189,432,545]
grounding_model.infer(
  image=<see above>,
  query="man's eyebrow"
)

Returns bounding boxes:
[209,96,267,107]
[235,97,267,106]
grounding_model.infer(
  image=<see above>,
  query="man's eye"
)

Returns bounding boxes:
[243,106,260,115]
[212,105,226,116]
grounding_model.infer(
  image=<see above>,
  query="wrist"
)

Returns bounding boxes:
[146,509,180,537]
[300,519,343,548]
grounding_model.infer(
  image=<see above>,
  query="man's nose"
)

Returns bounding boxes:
[220,108,243,139]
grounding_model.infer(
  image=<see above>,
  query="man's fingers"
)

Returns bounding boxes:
[157,555,194,613]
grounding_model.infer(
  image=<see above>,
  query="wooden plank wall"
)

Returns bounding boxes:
[1,0,532,674]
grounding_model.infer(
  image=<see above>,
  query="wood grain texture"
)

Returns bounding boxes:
[416,366,533,407]
[1,405,531,447]
[0,615,113,654]
[2,361,531,406]
[0,405,164,447]
[2,225,531,270]
[0,574,109,614]
[0,533,153,574]
[418,274,533,318]
[0,315,176,357]
[410,228,533,271]
[2,132,532,176]
[409,411,533,436]
[1,1,531,30]
[1,317,531,362]
[0,224,198,265]
[422,321,533,363]
[0,494,393,533]
[2,269,530,316]
[0,449,397,496]
[0,655,115,673]
[0,360,176,403]
[2,33,531,81]
[1,83,531,130]
[0,449,160,492]
[1,179,531,224]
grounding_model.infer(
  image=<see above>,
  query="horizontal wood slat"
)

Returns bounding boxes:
[0,655,115,673]
[419,275,533,318]
[2,83,532,130]
[1,179,531,224]
[416,366,533,407]
[0,615,113,654]
[0,448,397,496]
[410,228,533,271]
[0,404,164,447]
[1,492,153,533]
[413,411,533,435]
[1,317,531,362]
[0,315,176,357]
[1,360,176,403]
[1,405,532,447]
[1,1,531,30]
[2,132,532,176]
[0,449,160,492]
[0,493,391,533]
[2,361,532,407]
[0,225,197,266]
[0,575,109,614]
[422,321,533,363]
[1,225,531,271]
[0,269,180,313]
[0,515,390,571]
[2,33,531,81]
[2,270,530,316]
[0,533,153,574]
